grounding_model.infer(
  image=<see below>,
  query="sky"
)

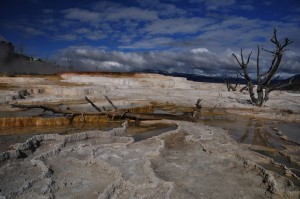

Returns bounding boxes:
[0,0,300,77]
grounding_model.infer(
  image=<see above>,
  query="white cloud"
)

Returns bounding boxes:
[63,8,101,23]
[74,28,106,40]
[119,37,174,49]
[105,7,158,21]
[189,0,256,11]
[101,61,122,67]
[54,44,300,77]
[189,0,236,10]
[75,28,90,34]
[144,17,213,35]
[1,0,299,76]
[56,34,77,41]
[191,48,210,54]
[239,4,254,10]
[54,46,235,74]
[25,27,44,36]
[93,1,122,11]
[137,0,186,17]
[205,0,236,10]
[40,18,54,25]
[64,3,158,23]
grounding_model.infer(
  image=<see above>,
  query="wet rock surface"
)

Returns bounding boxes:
[0,73,299,198]
[0,121,299,198]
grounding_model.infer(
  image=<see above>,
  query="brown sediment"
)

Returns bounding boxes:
[0,83,18,90]
[0,114,109,127]
[0,104,188,127]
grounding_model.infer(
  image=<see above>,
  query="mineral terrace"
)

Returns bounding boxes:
[0,73,299,198]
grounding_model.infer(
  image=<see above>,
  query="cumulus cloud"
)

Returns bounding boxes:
[54,46,240,75]
[189,0,254,11]
[63,8,101,23]
[119,37,175,50]
[1,0,299,77]
[191,48,210,54]
[137,0,186,17]
[143,17,214,35]
[64,3,158,23]
[200,0,236,10]
[53,44,300,78]
[56,33,78,41]
[105,7,158,21]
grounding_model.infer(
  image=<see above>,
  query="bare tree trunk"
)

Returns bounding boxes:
[240,85,248,92]
[224,72,239,91]
[232,28,293,106]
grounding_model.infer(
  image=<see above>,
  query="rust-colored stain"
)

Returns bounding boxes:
[0,115,109,127]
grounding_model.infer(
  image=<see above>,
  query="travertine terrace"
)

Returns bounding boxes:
[1,73,299,121]
[0,73,299,198]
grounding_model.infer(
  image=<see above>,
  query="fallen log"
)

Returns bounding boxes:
[11,103,193,123]
[11,104,81,115]
[104,95,118,111]
[11,96,206,125]
[101,95,193,121]
[113,112,192,121]
[85,96,102,112]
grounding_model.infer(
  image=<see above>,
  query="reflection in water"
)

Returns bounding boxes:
[0,122,177,152]
[237,128,249,143]
[198,110,300,183]
[129,125,178,142]
[0,107,299,181]
[252,128,273,148]
[200,111,298,150]
[0,123,122,153]
[1,108,298,152]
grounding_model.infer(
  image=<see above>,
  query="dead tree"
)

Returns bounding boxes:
[224,72,239,91]
[232,28,293,106]
[66,53,74,71]
[239,85,248,93]
[11,96,200,123]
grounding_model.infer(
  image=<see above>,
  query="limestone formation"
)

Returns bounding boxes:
[1,120,299,198]
[0,73,299,198]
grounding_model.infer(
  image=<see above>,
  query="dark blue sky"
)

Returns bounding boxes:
[0,0,300,76]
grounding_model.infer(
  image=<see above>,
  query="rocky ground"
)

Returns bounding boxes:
[0,120,299,199]
[0,73,299,198]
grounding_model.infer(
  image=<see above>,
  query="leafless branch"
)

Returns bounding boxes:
[232,28,293,106]
[262,48,276,54]
[195,99,202,109]
[85,96,102,113]
[246,51,252,65]
[232,53,243,67]
[104,95,118,111]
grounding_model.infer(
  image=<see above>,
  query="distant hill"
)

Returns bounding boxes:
[276,74,300,91]
[140,69,300,91]
[140,69,246,84]
[0,41,61,75]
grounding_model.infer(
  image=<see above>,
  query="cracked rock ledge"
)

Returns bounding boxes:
[0,120,299,199]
